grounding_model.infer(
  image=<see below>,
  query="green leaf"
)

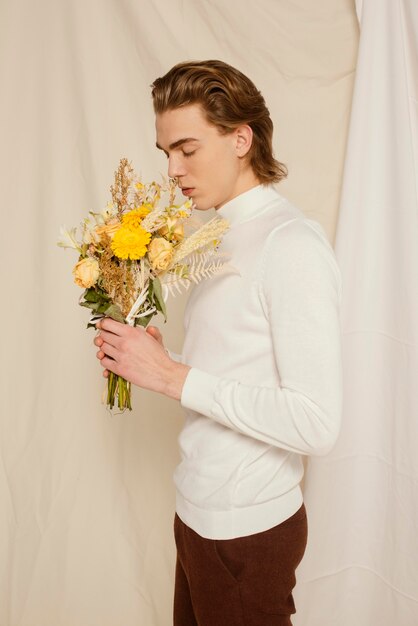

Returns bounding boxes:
[83,287,111,303]
[97,302,112,314]
[83,288,101,303]
[135,313,155,328]
[103,303,126,323]
[80,301,100,311]
[151,276,167,321]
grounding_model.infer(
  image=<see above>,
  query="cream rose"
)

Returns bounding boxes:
[148,237,173,271]
[73,257,100,288]
[95,220,120,241]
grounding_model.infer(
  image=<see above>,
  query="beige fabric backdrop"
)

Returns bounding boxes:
[0,1,358,624]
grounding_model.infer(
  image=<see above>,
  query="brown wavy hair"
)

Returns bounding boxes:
[151,60,288,185]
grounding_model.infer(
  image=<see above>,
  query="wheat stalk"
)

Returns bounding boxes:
[140,207,167,233]
[169,216,230,266]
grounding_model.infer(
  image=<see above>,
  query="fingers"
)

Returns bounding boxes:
[95,317,124,336]
[101,355,119,375]
[94,320,116,380]
[98,340,119,361]
[96,328,120,349]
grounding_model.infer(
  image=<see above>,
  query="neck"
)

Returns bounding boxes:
[215,167,261,210]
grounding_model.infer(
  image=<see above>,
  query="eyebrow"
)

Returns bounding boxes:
[155,138,198,152]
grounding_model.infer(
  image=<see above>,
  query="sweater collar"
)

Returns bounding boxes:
[215,184,283,226]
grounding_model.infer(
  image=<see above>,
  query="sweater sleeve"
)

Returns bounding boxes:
[179,220,343,456]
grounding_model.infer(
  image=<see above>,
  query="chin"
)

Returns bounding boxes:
[192,198,214,211]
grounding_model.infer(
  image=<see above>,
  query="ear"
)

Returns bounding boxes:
[234,124,253,158]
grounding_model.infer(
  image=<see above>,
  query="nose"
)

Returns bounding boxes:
[167,154,187,180]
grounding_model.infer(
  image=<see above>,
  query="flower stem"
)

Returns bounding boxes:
[107,371,132,411]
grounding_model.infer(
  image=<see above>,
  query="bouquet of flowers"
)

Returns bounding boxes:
[58,158,230,411]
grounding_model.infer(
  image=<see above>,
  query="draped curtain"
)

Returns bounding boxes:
[294,1,418,624]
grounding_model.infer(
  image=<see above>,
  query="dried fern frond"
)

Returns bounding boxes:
[162,275,192,297]
[186,252,232,284]
[161,251,233,297]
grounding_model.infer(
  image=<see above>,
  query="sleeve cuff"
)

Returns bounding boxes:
[180,367,221,417]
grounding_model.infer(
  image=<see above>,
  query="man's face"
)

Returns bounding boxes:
[155,103,245,211]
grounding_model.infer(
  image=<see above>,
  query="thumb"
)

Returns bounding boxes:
[146,325,163,346]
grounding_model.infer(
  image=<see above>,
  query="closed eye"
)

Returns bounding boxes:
[161,147,197,158]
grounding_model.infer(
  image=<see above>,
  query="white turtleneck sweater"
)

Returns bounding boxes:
[168,184,343,540]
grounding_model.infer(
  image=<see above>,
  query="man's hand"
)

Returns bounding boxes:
[93,319,191,401]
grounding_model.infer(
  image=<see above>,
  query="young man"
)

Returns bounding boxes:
[94,60,343,626]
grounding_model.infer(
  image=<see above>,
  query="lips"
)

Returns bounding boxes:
[181,187,194,197]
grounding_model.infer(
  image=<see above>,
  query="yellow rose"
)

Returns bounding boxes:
[95,220,120,241]
[73,257,100,288]
[158,218,184,242]
[148,237,173,271]
[171,222,184,242]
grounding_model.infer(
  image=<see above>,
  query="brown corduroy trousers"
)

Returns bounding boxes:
[173,503,308,626]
